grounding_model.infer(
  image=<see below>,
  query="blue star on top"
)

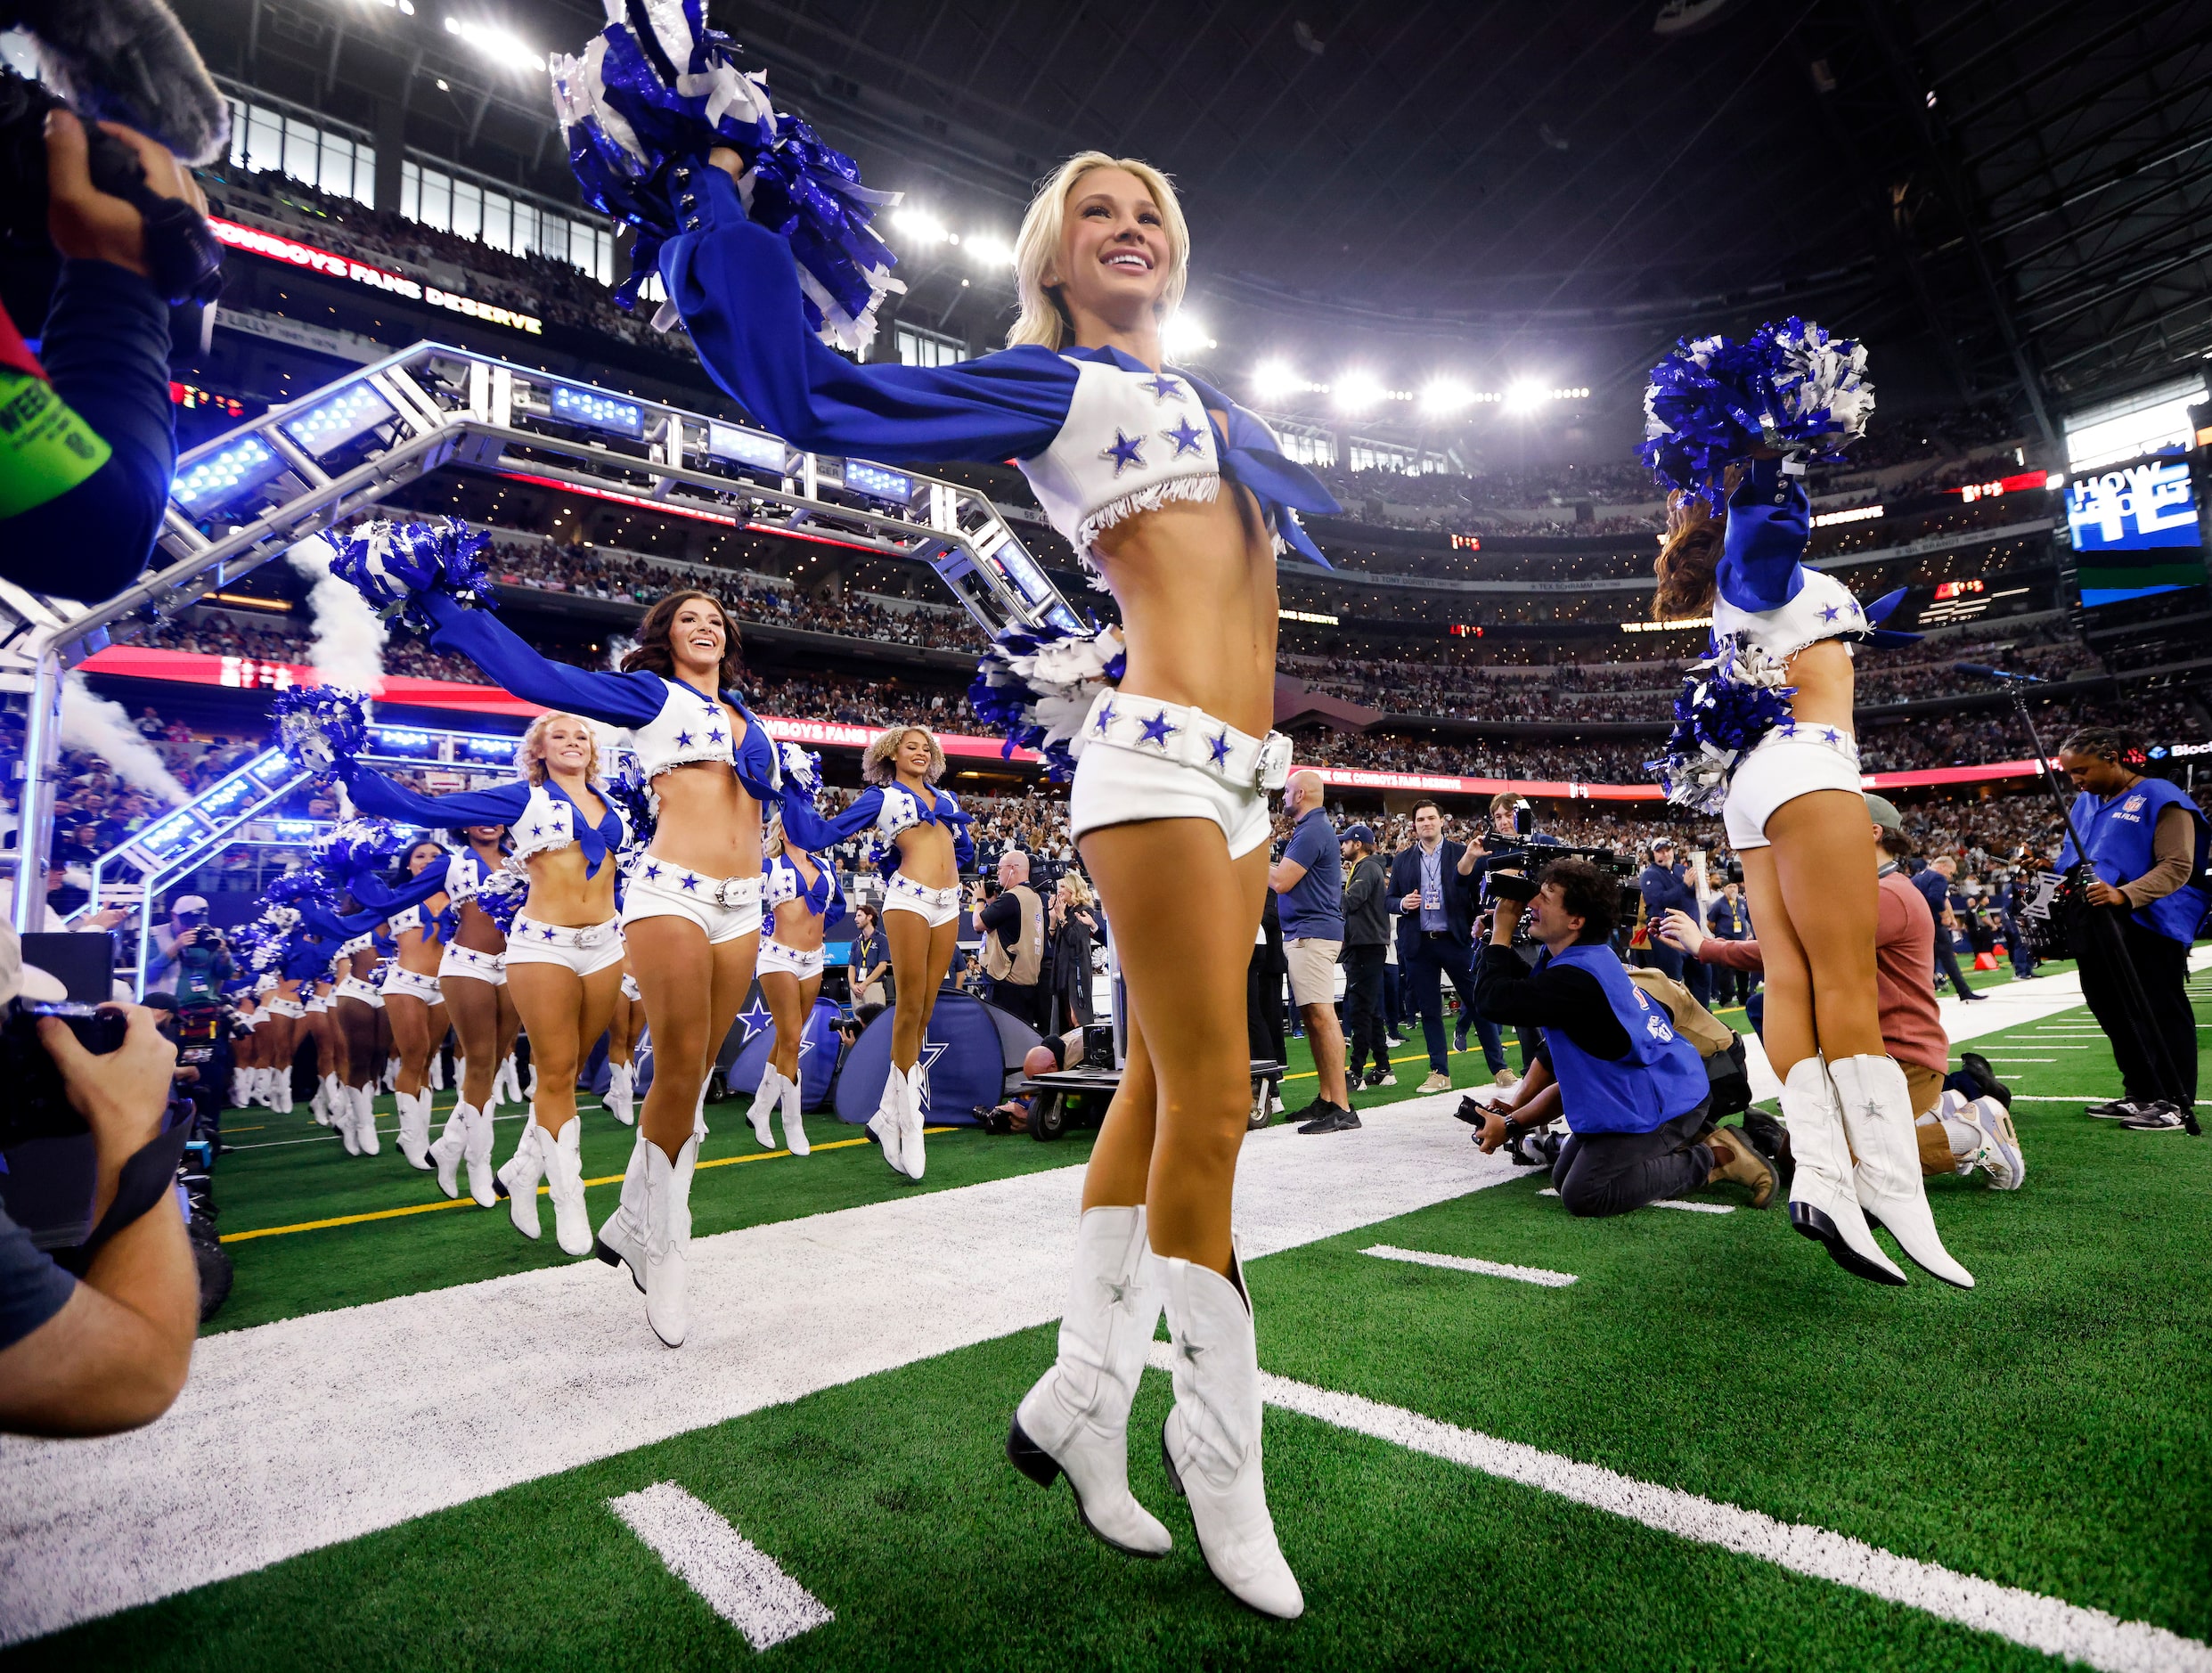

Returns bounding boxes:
[529,822,543,836]
[1101,429,1146,476]
[675,730,694,747]
[1141,373,1184,403]
[1139,711,1176,748]
[1163,417,1204,458]
[1208,730,1234,766]
[706,727,724,744]
[1094,698,1119,733]
[1818,604,1842,624]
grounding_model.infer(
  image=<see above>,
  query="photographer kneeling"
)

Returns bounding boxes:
[0,927,197,1436]
[1469,859,1770,1217]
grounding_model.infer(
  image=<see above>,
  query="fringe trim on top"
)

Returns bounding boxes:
[1074,474,1221,568]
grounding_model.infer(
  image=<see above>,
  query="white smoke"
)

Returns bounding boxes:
[287,532,388,691]
[59,673,191,804]
[604,635,636,671]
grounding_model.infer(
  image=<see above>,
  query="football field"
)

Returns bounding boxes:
[3,957,2208,1670]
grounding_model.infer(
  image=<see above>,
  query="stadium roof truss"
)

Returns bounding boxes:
[0,341,1082,931]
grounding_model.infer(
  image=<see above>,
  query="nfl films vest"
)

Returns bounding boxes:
[1539,942,1710,1136]
[982,884,1045,985]
[2066,777,2211,944]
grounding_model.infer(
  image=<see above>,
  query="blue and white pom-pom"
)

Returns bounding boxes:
[551,0,903,351]
[969,619,1127,781]
[603,755,659,853]
[325,518,496,632]
[1640,317,1874,509]
[271,686,371,777]
[775,740,825,803]
[1646,636,1797,814]
[473,865,528,936]
[311,817,404,881]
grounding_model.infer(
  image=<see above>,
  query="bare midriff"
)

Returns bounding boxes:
[453,899,505,954]
[643,699,763,880]
[396,901,447,975]
[1090,461,1277,742]
[345,948,377,981]
[1781,639,1856,736]
[892,797,959,890]
[770,853,828,951]
[520,784,621,926]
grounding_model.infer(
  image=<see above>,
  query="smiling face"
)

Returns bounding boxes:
[463,823,506,846]
[669,596,729,681]
[541,716,595,779]
[404,840,444,877]
[895,730,935,779]
[1045,167,1171,335]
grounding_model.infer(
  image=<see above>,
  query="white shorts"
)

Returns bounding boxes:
[759,938,826,980]
[621,972,641,1001]
[267,999,305,1020]
[623,861,763,944]
[1723,725,1865,850]
[254,975,278,995]
[333,975,380,1006]
[1070,692,1274,860]
[882,873,960,928]
[383,965,445,1004]
[505,916,627,976]
[439,943,508,987]
[304,995,330,1014]
[1285,936,1343,1008]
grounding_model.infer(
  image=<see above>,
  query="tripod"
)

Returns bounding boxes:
[1977,673,2200,1136]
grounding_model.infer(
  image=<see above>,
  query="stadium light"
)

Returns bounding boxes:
[443,15,545,73]
[1251,360,1303,404]
[282,381,393,456]
[1163,313,1216,356]
[891,207,951,246]
[1504,379,1546,412]
[962,233,1015,269]
[355,0,417,12]
[172,436,284,511]
[1333,371,1385,413]
[1419,379,1473,416]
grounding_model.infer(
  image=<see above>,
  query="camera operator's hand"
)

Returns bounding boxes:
[38,1005,175,1222]
[1490,892,1528,946]
[1473,1107,1510,1155]
[45,110,208,280]
[1656,908,1705,957]
[2083,877,2126,909]
[83,908,127,932]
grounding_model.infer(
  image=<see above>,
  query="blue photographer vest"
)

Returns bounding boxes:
[2062,778,2211,945]
[1540,943,1710,1136]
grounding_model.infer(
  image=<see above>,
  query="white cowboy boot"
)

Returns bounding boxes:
[1159,1245,1302,1619]
[274,1071,297,1116]
[353,1085,380,1157]
[396,1090,433,1170]
[461,1101,497,1208]
[642,1136,698,1348]
[1783,1057,1905,1286]
[902,1063,929,1181]
[866,1069,906,1176]
[428,1051,445,1091]
[429,1101,472,1199]
[543,1119,594,1257]
[780,1070,809,1157]
[1831,1054,1974,1289]
[747,1066,784,1150]
[384,1054,401,1093]
[495,1121,545,1239]
[1009,1205,1172,1557]
[594,1131,651,1291]
[606,1059,634,1126]
[526,1062,539,1100]
[310,1076,330,1126]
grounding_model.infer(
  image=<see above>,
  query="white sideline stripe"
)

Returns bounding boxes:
[1159,1349,2212,1673]
[607,1482,831,1652]
[1532,1190,1733,1215]
[0,1090,1518,1645]
[1363,1244,1578,1287]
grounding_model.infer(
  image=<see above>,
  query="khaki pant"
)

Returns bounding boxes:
[1905,1059,1955,1177]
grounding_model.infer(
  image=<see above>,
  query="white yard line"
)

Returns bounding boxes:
[1159,1348,2211,1673]
[607,1482,832,1652]
[1364,1244,1578,1288]
[0,1095,1515,1645]
[1532,1189,1733,1214]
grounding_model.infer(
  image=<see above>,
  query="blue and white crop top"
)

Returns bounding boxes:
[344,763,630,879]
[657,160,1343,575]
[445,846,502,906]
[809,782,975,877]
[765,850,846,927]
[1710,457,1906,661]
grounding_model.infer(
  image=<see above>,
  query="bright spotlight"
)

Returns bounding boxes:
[1333,371,1384,413]
[962,233,1015,268]
[1505,379,1546,412]
[1251,360,1302,404]
[1163,314,1216,357]
[891,207,951,246]
[443,16,545,73]
[1420,379,1473,416]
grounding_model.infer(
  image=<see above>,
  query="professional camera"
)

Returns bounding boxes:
[0,994,125,1147]
[1485,844,1636,905]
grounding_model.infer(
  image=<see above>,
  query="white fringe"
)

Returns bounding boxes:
[1074,474,1220,564]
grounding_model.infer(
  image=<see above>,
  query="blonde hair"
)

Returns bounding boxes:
[514,711,601,786]
[1008,151,1190,352]
[863,724,946,786]
[1059,871,1096,909]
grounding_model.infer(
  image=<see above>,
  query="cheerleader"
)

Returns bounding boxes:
[380,839,454,1169]
[1644,324,1969,1289]
[618,126,1334,1607]
[744,814,845,1156]
[302,972,341,1125]
[804,728,972,1179]
[437,823,526,1154]
[606,955,645,1126]
[328,929,386,1156]
[230,984,263,1109]
[337,715,630,1252]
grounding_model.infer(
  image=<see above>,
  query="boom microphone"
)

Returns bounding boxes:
[1955,662,2046,684]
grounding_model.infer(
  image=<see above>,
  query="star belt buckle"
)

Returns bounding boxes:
[1253,731,1293,792]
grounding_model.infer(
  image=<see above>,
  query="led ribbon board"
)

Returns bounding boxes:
[2065,455,2208,606]
[208,217,544,337]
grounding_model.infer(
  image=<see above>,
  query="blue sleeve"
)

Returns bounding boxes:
[954,820,975,870]
[1,264,176,600]
[1715,456,1810,613]
[344,763,532,830]
[798,787,886,846]
[421,593,665,726]
[662,165,1075,461]
[336,860,453,918]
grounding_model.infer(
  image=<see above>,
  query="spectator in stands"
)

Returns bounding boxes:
[1272,772,1352,1133]
[1387,801,1487,1096]
[1911,854,1984,1002]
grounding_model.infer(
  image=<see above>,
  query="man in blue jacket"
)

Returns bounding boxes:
[1385,802,1486,1096]
[1911,854,1984,1002]
[1634,839,1701,996]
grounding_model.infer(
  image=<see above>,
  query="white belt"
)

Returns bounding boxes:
[1078,691,1291,791]
[512,915,623,951]
[886,873,959,907]
[631,859,763,910]
[1752,720,1861,766]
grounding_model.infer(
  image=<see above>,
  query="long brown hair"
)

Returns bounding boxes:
[1650,466,1743,622]
[621,590,745,690]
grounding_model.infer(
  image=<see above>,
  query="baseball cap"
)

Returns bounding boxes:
[0,924,67,1007]
[1341,823,1375,845]
[1652,836,1677,850]
[1864,794,1904,834]
[173,894,209,915]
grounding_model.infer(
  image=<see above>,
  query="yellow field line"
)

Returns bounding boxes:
[219,1127,960,1245]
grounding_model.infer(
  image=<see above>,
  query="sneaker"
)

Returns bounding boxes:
[2085,1098,2145,1120]
[1492,1068,1516,1089]
[1384,1033,1405,1048]
[1286,1096,1328,1124]
[1366,1069,1398,1089]
[1418,1071,1452,1096]
[1297,1105,1362,1134]
[2119,1102,2188,1130]
[1963,1100,2026,1188]
[1452,1031,1469,1055]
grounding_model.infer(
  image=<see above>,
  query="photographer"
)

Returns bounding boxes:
[1469,858,1770,1217]
[143,893,228,1000]
[0,927,197,1435]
